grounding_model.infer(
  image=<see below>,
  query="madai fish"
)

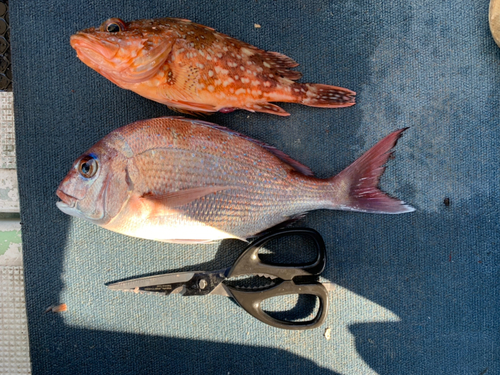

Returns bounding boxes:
[70,18,355,116]
[56,117,413,243]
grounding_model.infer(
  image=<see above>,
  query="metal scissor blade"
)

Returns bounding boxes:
[107,272,196,291]
[207,282,232,297]
[107,268,229,296]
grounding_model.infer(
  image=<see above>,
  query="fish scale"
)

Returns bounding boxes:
[117,133,305,239]
[56,117,414,243]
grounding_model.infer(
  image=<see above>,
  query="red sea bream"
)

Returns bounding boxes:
[56,117,413,243]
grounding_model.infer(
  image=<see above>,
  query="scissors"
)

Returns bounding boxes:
[107,228,335,330]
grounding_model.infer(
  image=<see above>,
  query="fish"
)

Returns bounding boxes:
[70,18,355,116]
[56,117,414,243]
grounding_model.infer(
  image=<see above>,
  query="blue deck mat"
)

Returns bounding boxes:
[11,1,499,374]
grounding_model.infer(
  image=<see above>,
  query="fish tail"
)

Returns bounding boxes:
[327,128,414,214]
[294,83,356,108]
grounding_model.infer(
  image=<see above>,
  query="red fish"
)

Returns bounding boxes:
[70,18,355,116]
[56,117,413,243]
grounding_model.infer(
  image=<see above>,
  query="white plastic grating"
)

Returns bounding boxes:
[0,92,15,169]
[0,266,31,374]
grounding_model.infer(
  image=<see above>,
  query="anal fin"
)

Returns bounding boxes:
[246,102,290,116]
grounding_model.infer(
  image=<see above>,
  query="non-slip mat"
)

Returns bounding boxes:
[11,1,499,374]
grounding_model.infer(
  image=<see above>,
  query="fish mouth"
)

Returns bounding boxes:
[56,189,76,206]
[70,33,120,63]
[56,189,83,217]
[56,189,82,217]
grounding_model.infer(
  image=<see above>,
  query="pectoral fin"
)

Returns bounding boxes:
[141,186,235,208]
[166,101,217,116]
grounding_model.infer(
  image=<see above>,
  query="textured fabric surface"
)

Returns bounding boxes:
[11,1,499,374]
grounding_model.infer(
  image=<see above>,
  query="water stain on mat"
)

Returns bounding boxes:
[356,1,498,212]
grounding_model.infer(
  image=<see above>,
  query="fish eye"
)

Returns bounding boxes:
[101,18,127,33]
[107,23,121,33]
[78,155,98,179]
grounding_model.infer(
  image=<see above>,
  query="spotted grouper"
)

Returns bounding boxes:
[70,18,355,116]
[56,117,413,244]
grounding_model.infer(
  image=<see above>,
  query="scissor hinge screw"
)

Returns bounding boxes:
[198,279,208,289]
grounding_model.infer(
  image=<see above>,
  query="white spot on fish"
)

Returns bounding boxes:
[263,62,271,68]
[241,77,250,84]
[222,78,234,87]
[208,85,215,92]
[235,88,246,95]
[241,47,254,56]
[208,70,214,77]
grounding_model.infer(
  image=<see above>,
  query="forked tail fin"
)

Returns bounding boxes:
[330,128,415,214]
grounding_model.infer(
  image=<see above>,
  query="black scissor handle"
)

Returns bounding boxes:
[227,228,326,279]
[226,281,329,330]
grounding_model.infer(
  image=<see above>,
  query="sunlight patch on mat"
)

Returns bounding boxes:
[60,218,400,375]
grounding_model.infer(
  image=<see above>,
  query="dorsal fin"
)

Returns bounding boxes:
[183,118,314,176]
[262,51,302,80]
[264,51,299,68]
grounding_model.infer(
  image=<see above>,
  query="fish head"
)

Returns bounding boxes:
[70,18,174,86]
[56,136,131,226]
